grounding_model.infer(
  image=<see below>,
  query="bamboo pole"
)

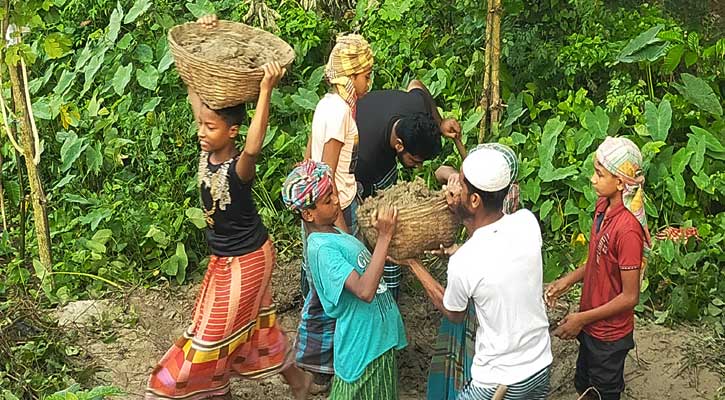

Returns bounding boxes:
[478,0,494,144]
[489,0,503,135]
[0,150,6,230]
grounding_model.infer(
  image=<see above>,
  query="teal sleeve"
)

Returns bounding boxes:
[307,240,356,311]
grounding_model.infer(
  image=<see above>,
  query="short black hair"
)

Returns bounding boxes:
[209,103,246,127]
[463,176,509,213]
[396,112,442,160]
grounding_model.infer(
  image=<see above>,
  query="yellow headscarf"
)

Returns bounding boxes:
[324,34,373,108]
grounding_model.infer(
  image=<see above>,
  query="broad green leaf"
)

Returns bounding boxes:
[32,98,52,120]
[551,212,563,231]
[135,44,154,64]
[713,298,725,307]
[660,239,675,263]
[146,225,169,246]
[671,148,693,175]
[175,243,188,284]
[79,208,112,230]
[3,390,21,400]
[707,303,722,317]
[503,93,526,127]
[510,132,527,145]
[162,255,179,276]
[92,229,113,245]
[462,109,483,135]
[136,65,159,91]
[540,165,579,182]
[662,44,684,73]
[539,199,554,219]
[688,136,706,173]
[52,174,76,190]
[290,87,319,111]
[53,69,75,95]
[668,175,686,206]
[117,33,134,50]
[83,238,106,254]
[564,198,578,215]
[124,0,151,23]
[83,50,107,93]
[692,172,711,192]
[157,48,173,73]
[186,0,216,18]
[32,258,49,283]
[139,97,161,114]
[683,50,698,67]
[644,99,671,142]
[43,32,72,59]
[85,142,103,174]
[582,106,608,138]
[106,2,123,43]
[690,126,724,152]
[617,25,664,62]
[5,180,20,206]
[112,63,133,96]
[674,73,723,117]
[538,117,566,174]
[60,133,87,172]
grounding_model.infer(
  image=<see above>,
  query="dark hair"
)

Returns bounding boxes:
[463,176,509,213]
[396,112,442,159]
[208,103,246,127]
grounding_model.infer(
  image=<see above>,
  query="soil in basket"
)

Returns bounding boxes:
[180,30,283,69]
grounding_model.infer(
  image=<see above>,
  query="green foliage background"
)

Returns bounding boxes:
[0,0,723,396]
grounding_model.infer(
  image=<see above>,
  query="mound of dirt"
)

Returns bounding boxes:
[179,29,285,69]
[357,178,461,259]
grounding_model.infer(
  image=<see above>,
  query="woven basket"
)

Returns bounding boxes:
[168,20,295,109]
[357,193,461,260]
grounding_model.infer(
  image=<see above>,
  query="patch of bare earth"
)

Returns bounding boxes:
[61,260,723,399]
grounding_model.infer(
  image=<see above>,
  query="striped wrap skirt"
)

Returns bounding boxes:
[145,240,291,399]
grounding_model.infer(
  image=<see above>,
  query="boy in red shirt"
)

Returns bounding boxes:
[546,137,650,400]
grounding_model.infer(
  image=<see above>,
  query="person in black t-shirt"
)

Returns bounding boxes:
[355,79,466,199]
[147,15,312,400]
[354,80,466,300]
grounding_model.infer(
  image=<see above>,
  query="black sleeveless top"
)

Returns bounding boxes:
[200,154,268,256]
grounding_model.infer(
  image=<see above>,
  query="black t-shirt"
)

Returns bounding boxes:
[355,88,431,198]
[200,155,268,256]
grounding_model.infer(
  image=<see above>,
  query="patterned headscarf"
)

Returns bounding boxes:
[595,136,651,244]
[465,143,520,214]
[324,34,373,108]
[282,160,333,212]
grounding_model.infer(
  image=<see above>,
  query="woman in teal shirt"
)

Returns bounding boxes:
[283,160,407,399]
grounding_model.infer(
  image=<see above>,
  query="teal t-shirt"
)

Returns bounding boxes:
[306,230,407,383]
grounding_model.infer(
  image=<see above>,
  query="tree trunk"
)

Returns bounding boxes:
[7,61,52,270]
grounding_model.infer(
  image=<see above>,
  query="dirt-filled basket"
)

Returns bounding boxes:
[168,20,295,109]
[357,179,461,260]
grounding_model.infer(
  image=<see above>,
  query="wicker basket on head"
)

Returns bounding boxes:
[168,20,295,109]
[357,180,461,260]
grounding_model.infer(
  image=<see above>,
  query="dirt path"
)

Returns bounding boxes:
[61,260,723,399]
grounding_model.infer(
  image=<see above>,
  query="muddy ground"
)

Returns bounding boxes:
[61,259,723,399]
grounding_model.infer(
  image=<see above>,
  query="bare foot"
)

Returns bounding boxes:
[290,370,313,400]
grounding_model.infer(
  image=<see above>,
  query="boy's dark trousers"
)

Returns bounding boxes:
[574,331,634,400]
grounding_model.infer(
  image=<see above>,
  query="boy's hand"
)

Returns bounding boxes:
[260,61,286,92]
[553,312,585,340]
[197,14,218,28]
[374,205,398,240]
[425,243,460,257]
[440,118,461,140]
[544,278,572,308]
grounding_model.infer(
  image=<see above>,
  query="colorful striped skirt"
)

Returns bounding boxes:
[427,303,477,400]
[329,349,398,400]
[146,241,291,400]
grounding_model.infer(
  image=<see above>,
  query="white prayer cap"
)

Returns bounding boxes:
[461,143,518,192]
